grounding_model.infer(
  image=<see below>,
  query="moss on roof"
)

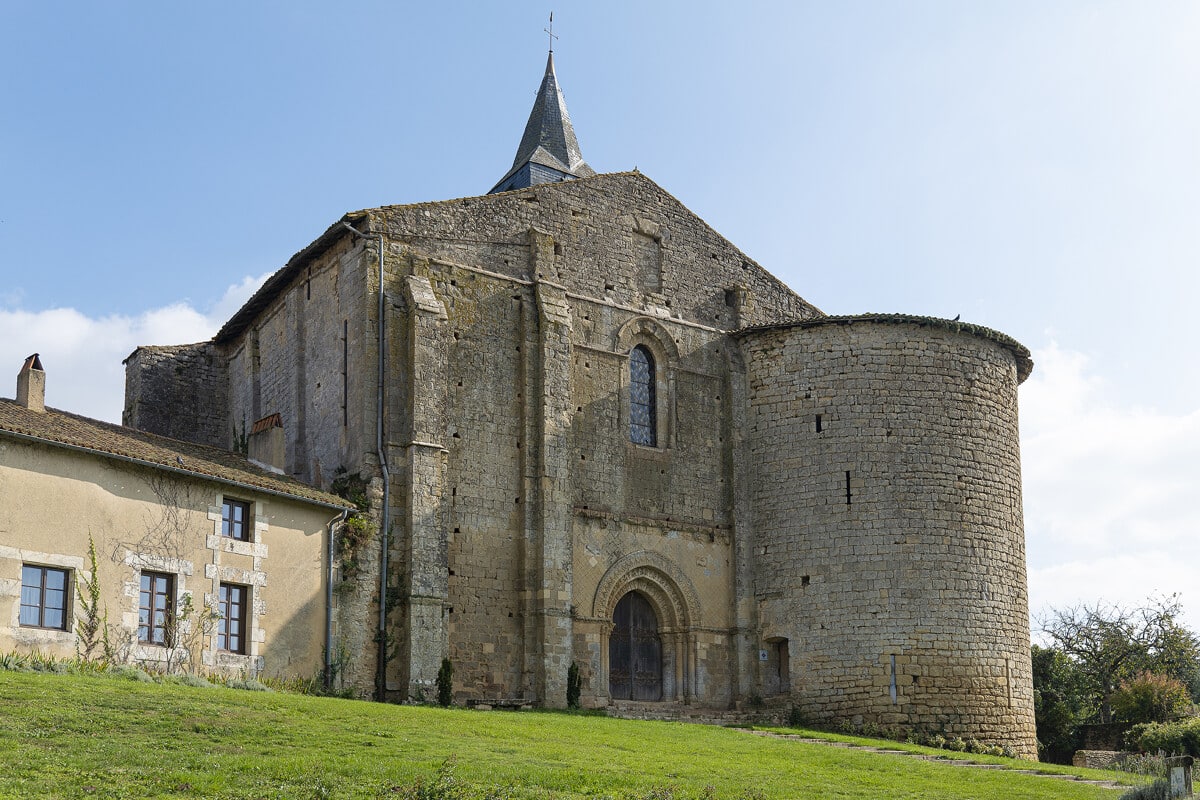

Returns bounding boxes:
[0,399,351,510]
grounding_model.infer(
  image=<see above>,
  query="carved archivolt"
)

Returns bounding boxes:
[592,550,700,630]
[614,317,679,363]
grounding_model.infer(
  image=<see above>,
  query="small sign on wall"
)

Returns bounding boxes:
[758,649,769,662]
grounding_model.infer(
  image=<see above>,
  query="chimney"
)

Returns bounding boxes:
[247,413,286,474]
[16,354,45,413]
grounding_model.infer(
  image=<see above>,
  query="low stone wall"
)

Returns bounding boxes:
[1073,750,1131,770]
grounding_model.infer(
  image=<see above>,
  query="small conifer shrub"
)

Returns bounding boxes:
[567,661,582,709]
[436,658,454,707]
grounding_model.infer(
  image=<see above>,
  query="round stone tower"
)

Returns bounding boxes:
[738,315,1037,758]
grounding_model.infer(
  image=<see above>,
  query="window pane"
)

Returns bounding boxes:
[19,604,39,627]
[44,570,65,591]
[22,565,41,588]
[44,608,63,629]
[630,346,657,446]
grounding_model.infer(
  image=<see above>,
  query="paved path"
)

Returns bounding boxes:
[739,730,1128,792]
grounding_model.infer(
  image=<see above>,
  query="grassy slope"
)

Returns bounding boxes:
[0,671,1129,800]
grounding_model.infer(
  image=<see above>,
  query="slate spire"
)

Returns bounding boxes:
[489,50,595,194]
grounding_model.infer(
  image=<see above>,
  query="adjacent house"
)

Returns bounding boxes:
[0,355,351,680]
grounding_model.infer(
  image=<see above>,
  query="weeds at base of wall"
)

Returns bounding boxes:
[0,650,313,695]
[786,706,808,728]
[807,718,1018,759]
[1119,779,1172,800]
[1112,753,1173,778]
[75,534,115,664]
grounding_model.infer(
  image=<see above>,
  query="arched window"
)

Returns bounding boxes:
[629,345,657,446]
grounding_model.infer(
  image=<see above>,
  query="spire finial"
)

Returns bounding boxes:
[544,12,558,53]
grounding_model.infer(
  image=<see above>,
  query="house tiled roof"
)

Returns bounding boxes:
[0,399,351,510]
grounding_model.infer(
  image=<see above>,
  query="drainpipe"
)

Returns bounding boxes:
[342,220,391,702]
[324,508,349,692]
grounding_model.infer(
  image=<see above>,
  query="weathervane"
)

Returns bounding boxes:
[545,12,558,53]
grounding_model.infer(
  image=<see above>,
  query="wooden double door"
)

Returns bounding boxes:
[609,591,663,701]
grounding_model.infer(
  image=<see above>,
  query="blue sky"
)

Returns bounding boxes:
[2,2,1199,633]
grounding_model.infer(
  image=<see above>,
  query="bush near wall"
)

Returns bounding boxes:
[1127,717,1200,757]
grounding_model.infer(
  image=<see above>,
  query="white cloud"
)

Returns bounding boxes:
[0,274,269,424]
[1021,341,1200,635]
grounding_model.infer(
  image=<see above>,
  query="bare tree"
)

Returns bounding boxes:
[1039,594,1200,723]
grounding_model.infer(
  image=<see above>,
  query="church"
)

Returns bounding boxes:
[121,49,1038,755]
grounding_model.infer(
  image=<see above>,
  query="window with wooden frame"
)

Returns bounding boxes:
[221,498,251,541]
[138,571,174,646]
[218,583,248,654]
[629,345,657,447]
[19,564,69,630]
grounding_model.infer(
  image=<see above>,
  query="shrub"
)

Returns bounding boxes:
[167,674,213,689]
[567,661,582,710]
[1127,717,1200,757]
[110,665,154,682]
[436,658,454,707]
[1112,672,1193,725]
[1119,779,1171,800]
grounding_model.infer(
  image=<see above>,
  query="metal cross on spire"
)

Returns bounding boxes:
[545,12,558,53]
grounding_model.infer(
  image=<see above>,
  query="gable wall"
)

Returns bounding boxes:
[379,173,820,332]
[224,236,374,488]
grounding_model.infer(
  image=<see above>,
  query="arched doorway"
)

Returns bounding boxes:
[609,591,663,701]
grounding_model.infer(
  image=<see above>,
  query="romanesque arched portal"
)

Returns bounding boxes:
[593,551,701,704]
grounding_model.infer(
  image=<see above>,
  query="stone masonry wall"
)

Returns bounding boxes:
[742,319,1038,758]
[123,342,229,448]
[418,257,530,703]
[221,234,379,693]
[567,297,741,708]
[397,227,749,707]
[378,172,821,332]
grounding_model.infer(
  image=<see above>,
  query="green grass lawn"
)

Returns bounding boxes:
[0,669,1133,799]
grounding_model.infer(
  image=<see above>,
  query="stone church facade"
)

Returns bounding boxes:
[123,52,1038,755]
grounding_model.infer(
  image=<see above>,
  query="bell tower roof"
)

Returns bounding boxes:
[489,50,595,194]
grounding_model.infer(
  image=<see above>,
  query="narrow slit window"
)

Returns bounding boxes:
[342,319,349,428]
[890,654,898,704]
[845,471,852,505]
[629,345,657,446]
